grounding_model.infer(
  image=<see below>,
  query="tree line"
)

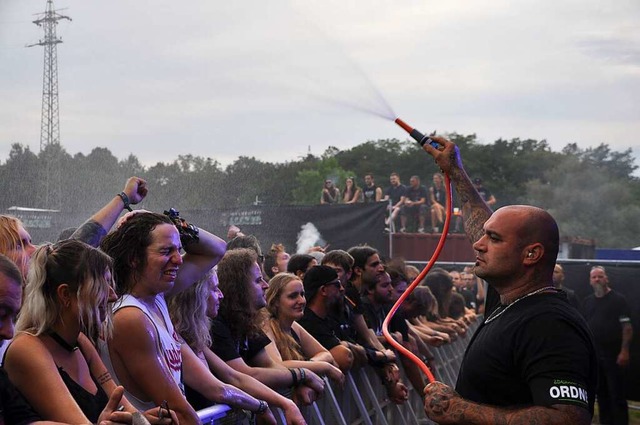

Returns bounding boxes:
[1,133,639,249]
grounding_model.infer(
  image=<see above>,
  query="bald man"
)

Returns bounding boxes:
[420,136,597,425]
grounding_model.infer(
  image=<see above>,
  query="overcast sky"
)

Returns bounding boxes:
[1,0,639,170]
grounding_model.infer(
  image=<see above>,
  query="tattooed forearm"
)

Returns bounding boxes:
[424,387,591,425]
[451,175,492,245]
[70,219,107,248]
[96,371,112,385]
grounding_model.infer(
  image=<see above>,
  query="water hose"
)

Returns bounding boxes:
[381,118,454,384]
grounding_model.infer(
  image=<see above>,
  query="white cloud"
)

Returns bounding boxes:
[1,0,638,170]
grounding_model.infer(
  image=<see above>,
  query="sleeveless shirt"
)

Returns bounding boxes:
[99,294,183,411]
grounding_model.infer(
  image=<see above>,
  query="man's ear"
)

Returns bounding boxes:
[523,243,544,265]
[353,266,363,278]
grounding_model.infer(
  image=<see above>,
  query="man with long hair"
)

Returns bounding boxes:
[212,249,325,405]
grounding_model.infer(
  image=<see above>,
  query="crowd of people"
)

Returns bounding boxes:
[0,136,632,425]
[321,171,497,235]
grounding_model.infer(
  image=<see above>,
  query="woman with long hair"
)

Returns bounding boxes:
[0,215,37,279]
[341,177,362,204]
[3,239,164,424]
[262,273,344,385]
[168,269,304,424]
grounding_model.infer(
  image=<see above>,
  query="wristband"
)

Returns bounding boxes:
[254,400,268,414]
[163,208,200,246]
[299,368,306,384]
[289,368,299,387]
[117,192,133,212]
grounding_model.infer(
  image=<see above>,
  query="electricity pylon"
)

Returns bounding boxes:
[27,0,71,209]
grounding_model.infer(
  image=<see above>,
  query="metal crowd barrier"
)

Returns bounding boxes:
[198,319,482,425]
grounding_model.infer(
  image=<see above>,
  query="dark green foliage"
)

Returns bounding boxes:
[1,136,638,248]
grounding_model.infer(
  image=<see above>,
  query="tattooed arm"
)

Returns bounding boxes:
[71,177,148,246]
[423,381,590,425]
[422,137,492,244]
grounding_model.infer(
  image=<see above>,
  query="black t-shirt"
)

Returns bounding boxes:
[209,318,272,363]
[456,291,596,414]
[405,185,428,203]
[384,184,406,206]
[0,367,42,425]
[430,185,445,206]
[458,288,477,310]
[298,308,343,350]
[360,297,409,342]
[344,282,363,315]
[582,290,631,357]
[362,184,380,203]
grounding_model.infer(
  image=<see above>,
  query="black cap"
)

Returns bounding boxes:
[303,265,338,302]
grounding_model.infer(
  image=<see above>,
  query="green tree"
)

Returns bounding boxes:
[0,144,41,209]
[292,156,352,205]
[527,151,640,248]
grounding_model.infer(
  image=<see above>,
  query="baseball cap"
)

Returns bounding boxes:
[303,265,339,302]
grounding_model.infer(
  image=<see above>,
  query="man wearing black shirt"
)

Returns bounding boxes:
[383,172,407,231]
[421,136,597,425]
[583,266,633,425]
[400,175,429,233]
[362,174,383,203]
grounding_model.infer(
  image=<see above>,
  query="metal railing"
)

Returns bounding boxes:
[197,319,481,425]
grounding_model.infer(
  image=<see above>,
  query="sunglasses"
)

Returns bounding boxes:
[324,279,342,288]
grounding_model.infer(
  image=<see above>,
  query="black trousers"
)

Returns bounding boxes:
[597,355,628,425]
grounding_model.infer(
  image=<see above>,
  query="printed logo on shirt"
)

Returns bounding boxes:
[164,343,182,373]
[548,379,588,406]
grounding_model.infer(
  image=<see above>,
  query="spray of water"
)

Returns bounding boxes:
[277,4,397,122]
[296,222,326,254]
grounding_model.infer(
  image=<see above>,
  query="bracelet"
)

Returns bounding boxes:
[299,368,306,384]
[117,192,133,212]
[255,400,268,414]
[289,368,299,387]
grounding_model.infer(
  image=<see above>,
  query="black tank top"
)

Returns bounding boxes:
[57,367,109,423]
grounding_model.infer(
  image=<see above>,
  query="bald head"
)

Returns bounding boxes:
[500,205,559,268]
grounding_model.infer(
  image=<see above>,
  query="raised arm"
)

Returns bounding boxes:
[71,177,148,247]
[422,137,492,244]
[168,225,226,296]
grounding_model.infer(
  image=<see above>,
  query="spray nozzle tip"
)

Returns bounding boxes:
[394,118,413,134]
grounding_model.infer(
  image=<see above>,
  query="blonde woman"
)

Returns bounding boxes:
[262,273,344,386]
[168,269,304,425]
[0,215,37,279]
[4,239,169,424]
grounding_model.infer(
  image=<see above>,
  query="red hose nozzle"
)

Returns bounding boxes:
[395,117,438,149]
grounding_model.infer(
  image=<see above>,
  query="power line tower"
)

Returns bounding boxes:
[27,0,71,209]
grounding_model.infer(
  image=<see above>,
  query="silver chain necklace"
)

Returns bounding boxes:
[484,286,558,324]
